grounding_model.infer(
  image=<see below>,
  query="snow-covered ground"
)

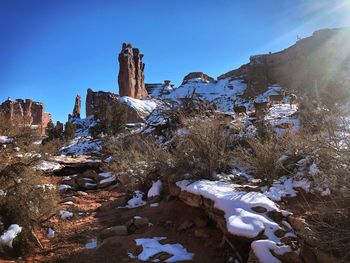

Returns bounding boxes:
[164,78,248,111]
[60,136,102,156]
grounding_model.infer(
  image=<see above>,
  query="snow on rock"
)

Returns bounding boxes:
[60,136,102,156]
[70,116,97,137]
[262,176,311,202]
[104,156,113,163]
[251,240,292,263]
[0,224,22,248]
[98,172,116,185]
[128,237,194,262]
[47,228,55,239]
[34,161,62,171]
[120,191,146,208]
[176,180,297,263]
[60,210,73,219]
[59,184,72,191]
[99,175,116,185]
[120,96,157,116]
[85,240,97,249]
[177,180,280,239]
[147,180,162,198]
[0,136,13,144]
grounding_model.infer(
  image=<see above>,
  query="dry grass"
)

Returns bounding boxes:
[308,198,350,260]
[106,134,171,191]
[171,116,235,180]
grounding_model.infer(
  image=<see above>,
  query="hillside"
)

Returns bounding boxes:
[0,27,350,263]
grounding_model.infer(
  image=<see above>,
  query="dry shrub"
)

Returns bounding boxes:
[308,198,350,261]
[172,116,235,180]
[106,135,171,191]
[233,136,286,184]
[232,129,319,185]
[0,162,59,255]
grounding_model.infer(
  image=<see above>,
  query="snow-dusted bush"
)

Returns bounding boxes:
[0,162,59,255]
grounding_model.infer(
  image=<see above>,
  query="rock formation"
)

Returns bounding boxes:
[86,88,120,119]
[72,95,81,119]
[0,98,52,135]
[182,72,215,84]
[218,28,350,98]
[145,80,175,97]
[85,88,146,123]
[118,43,148,99]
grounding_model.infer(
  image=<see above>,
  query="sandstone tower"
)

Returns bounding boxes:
[118,43,148,99]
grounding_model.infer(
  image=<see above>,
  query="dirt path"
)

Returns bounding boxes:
[25,180,233,262]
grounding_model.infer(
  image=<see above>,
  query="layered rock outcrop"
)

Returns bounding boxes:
[86,88,120,120]
[219,28,350,98]
[118,43,148,99]
[0,98,52,135]
[182,72,215,84]
[85,88,152,123]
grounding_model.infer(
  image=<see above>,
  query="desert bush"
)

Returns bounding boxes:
[233,136,287,184]
[171,116,235,180]
[0,162,59,255]
[307,197,350,261]
[106,134,171,191]
[63,121,76,141]
[91,102,128,137]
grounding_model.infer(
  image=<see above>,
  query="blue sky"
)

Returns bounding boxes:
[1,0,349,122]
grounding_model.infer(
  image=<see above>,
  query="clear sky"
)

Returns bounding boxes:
[1,0,350,122]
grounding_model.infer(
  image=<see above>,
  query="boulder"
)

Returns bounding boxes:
[133,217,149,229]
[99,225,128,240]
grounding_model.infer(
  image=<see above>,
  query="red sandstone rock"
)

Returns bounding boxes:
[85,88,146,123]
[118,43,148,99]
[0,98,52,135]
[219,28,350,98]
[72,95,81,119]
[182,72,215,84]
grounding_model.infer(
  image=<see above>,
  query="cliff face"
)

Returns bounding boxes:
[118,43,148,99]
[85,88,120,120]
[85,88,155,123]
[219,28,350,97]
[0,99,52,135]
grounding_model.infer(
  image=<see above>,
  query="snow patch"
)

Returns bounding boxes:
[129,237,194,262]
[120,191,146,208]
[0,224,22,248]
[34,161,62,171]
[0,136,13,144]
[60,210,73,219]
[147,180,162,198]
[47,228,55,239]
